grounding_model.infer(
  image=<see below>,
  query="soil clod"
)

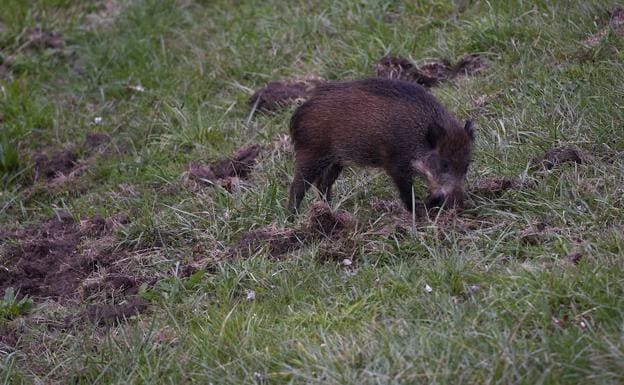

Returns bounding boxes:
[304,202,352,237]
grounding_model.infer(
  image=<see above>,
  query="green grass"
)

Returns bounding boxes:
[1,0,624,383]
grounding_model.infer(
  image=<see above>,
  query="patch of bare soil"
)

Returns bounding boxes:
[530,146,593,171]
[185,144,264,192]
[230,202,352,259]
[0,211,132,301]
[248,76,324,113]
[375,54,488,87]
[583,7,624,47]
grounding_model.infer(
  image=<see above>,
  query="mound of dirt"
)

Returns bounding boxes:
[0,211,130,301]
[249,76,324,113]
[185,144,263,192]
[530,147,593,171]
[375,54,488,87]
[304,202,352,237]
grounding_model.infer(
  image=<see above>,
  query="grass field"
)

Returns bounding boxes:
[1,0,624,383]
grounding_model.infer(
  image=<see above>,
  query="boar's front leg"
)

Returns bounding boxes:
[287,153,324,212]
[386,164,415,212]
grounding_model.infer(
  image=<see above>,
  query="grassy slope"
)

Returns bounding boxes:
[1,0,624,383]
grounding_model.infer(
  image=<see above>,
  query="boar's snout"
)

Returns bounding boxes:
[425,189,465,209]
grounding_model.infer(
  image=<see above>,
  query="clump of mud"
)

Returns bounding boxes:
[185,144,263,192]
[0,211,130,300]
[229,202,352,259]
[249,76,324,113]
[304,201,352,237]
[375,54,488,87]
[584,7,624,47]
[530,146,593,171]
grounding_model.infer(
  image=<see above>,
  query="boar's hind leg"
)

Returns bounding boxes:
[316,163,343,203]
[287,158,324,212]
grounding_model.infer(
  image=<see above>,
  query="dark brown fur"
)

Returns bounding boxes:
[287,78,474,212]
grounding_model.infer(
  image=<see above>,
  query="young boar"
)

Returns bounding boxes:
[287,78,475,213]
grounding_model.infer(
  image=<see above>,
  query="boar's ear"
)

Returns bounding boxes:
[425,123,445,149]
[464,120,475,140]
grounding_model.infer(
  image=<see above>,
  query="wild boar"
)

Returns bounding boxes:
[287,78,474,212]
